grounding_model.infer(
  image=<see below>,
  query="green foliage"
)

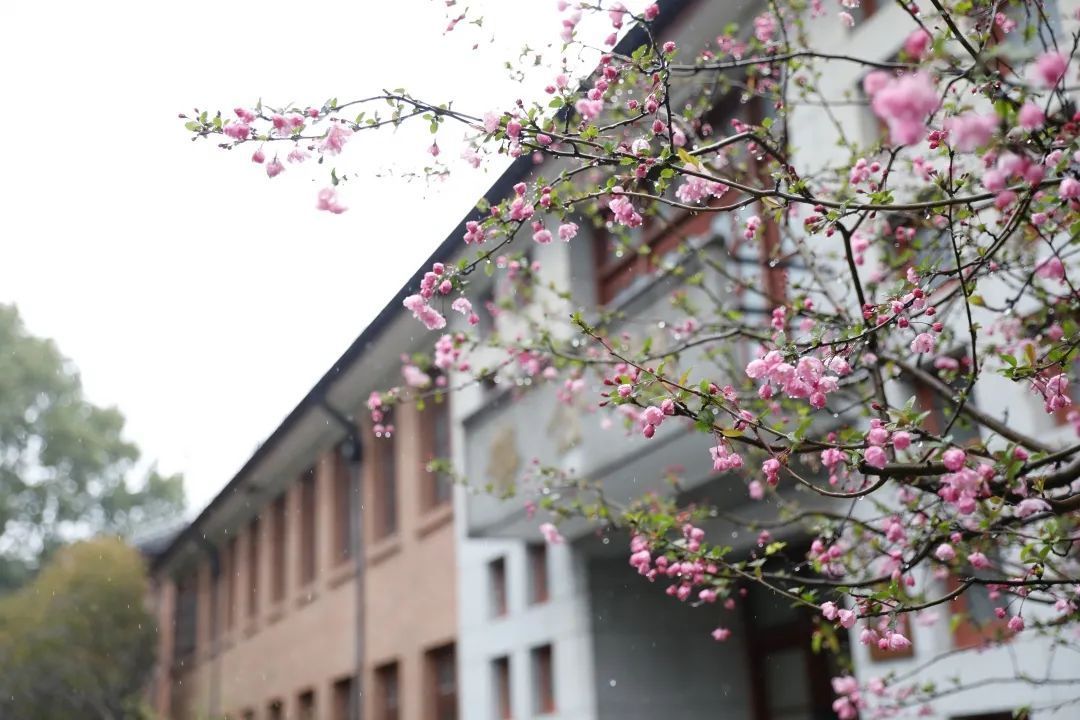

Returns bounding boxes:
[0,303,185,590]
[0,538,157,720]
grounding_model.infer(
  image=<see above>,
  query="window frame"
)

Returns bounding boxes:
[527,543,549,605]
[373,418,399,540]
[420,397,453,512]
[299,466,318,585]
[333,445,356,563]
[375,661,401,720]
[489,557,508,618]
[270,493,287,603]
[492,656,512,720]
[531,644,556,715]
[425,643,457,720]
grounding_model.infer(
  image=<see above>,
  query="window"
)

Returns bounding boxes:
[489,557,508,617]
[300,466,318,584]
[375,662,400,720]
[271,493,287,602]
[332,675,354,720]
[225,536,238,630]
[333,445,355,562]
[492,656,512,720]
[527,544,548,605]
[947,573,1012,649]
[247,516,260,618]
[297,689,315,720]
[531,644,555,715]
[173,571,198,663]
[374,426,398,539]
[849,0,878,24]
[267,700,284,720]
[592,209,716,306]
[743,582,852,719]
[426,644,457,720]
[421,399,453,511]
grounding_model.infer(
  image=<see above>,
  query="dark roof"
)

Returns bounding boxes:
[154,0,692,571]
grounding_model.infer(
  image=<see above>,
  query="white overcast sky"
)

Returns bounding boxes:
[0,0,620,513]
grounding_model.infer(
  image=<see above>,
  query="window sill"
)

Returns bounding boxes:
[367,535,402,567]
[294,583,319,609]
[417,502,454,538]
[266,602,286,626]
[328,560,358,589]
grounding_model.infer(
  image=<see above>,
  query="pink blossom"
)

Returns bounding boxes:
[316,187,347,214]
[892,431,911,450]
[540,522,565,544]
[676,175,728,204]
[223,122,251,140]
[838,11,854,28]
[533,227,553,245]
[451,297,472,317]
[1018,102,1045,131]
[1007,615,1025,632]
[1060,177,1080,200]
[320,123,353,155]
[946,113,997,152]
[969,552,990,569]
[1016,498,1051,517]
[910,333,935,354]
[575,98,604,121]
[934,544,956,562]
[904,28,932,60]
[287,148,310,164]
[483,112,501,133]
[463,220,485,245]
[888,632,912,650]
[863,445,887,469]
[711,627,732,642]
[837,609,857,628]
[942,448,966,472]
[748,480,764,500]
[862,71,890,97]
[403,294,447,330]
[1032,52,1068,88]
[754,13,777,42]
[558,222,579,241]
[402,364,432,388]
[266,158,284,178]
[871,73,940,146]
[822,601,839,620]
[251,147,265,164]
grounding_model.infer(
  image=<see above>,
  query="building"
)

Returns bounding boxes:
[150,0,1080,719]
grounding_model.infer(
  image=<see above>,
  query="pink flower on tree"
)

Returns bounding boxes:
[910,332,935,354]
[870,72,940,146]
[904,28,932,60]
[946,113,997,152]
[540,522,564,544]
[1018,102,1045,130]
[320,122,354,155]
[1032,52,1068,88]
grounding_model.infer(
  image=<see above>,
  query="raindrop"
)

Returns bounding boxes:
[609,679,618,687]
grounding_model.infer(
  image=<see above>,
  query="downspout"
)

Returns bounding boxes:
[196,538,222,719]
[321,399,365,720]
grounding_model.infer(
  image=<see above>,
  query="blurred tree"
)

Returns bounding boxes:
[0,303,184,590]
[0,537,157,719]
